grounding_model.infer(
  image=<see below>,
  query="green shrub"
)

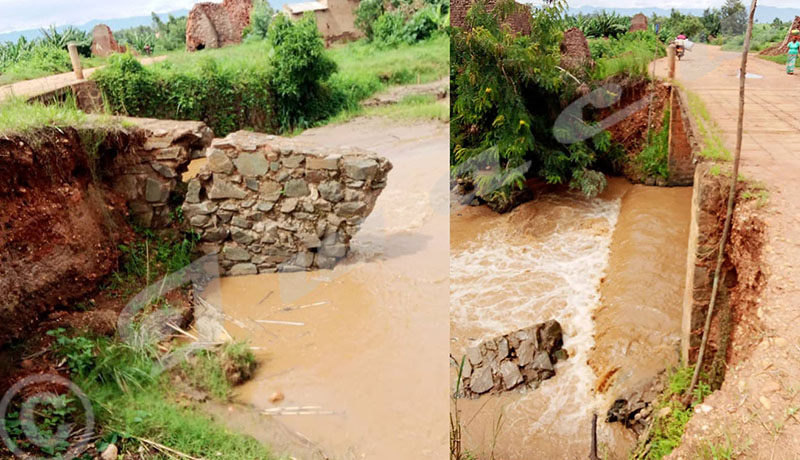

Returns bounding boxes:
[588,31,665,80]
[244,0,275,41]
[355,0,385,39]
[268,13,338,130]
[403,6,440,43]
[452,0,618,201]
[373,11,407,47]
[637,109,671,179]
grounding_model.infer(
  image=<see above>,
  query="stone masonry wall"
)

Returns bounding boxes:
[184,130,392,275]
[109,118,214,228]
[460,320,566,397]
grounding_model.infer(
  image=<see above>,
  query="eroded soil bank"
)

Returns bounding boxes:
[193,117,449,459]
[450,178,692,459]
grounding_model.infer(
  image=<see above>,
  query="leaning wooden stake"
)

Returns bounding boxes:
[686,0,758,403]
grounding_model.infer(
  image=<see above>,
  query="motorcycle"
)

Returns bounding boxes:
[676,45,685,60]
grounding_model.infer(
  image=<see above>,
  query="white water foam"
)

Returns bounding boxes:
[450,195,621,443]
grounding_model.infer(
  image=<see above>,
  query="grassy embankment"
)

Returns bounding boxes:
[89,33,448,136]
[1,223,275,459]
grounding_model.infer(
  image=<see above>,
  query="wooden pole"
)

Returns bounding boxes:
[589,413,599,460]
[67,43,84,80]
[685,0,758,404]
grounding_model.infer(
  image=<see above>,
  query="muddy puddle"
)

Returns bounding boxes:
[450,178,691,459]
[192,119,449,459]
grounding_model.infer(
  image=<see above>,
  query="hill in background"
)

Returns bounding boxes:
[569,5,800,23]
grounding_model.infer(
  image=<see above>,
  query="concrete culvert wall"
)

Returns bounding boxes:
[184,130,392,274]
[682,162,767,387]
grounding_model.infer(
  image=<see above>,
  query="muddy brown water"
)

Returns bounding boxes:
[190,118,449,459]
[450,178,691,459]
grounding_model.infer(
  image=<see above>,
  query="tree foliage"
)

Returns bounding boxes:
[452,0,615,202]
[268,13,338,130]
[721,0,747,36]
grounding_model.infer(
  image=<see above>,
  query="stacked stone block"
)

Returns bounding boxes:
[461,320,566,397]
[109,118,213,228]
[184,130,392,274]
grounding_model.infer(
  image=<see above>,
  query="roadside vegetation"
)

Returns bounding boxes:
[1,327,270,460]
[92,6,448,135]
[631,367,713,459]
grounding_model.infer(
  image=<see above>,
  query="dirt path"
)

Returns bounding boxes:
[362,77,449,106]
[654,44,800,459]
[0,55,166,101]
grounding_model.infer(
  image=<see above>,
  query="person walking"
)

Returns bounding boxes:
[787,31,800,75]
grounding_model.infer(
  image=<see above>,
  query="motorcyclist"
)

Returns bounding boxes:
[675,34,687,60]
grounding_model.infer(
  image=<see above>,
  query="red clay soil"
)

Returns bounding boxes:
[0,130,133,346]
[599,78,670,179]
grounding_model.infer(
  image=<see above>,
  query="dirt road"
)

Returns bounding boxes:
[656,44,800,459]
[0,55,166,101]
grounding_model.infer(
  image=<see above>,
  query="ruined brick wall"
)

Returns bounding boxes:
[91,24,126,57]
[186,0,253,51]
[109,118,214,228]
[450,0,531,35]
[629,13,648,32]
[560,27,593,71]
[184,131,392,275]
[289,0,362,44]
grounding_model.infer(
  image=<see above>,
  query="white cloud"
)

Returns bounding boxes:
[0,0,199,33]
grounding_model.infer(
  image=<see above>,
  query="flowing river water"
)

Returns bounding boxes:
[450,178,692,459]
[186,118,450,459]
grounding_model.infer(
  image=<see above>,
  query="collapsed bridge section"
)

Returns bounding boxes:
[184,130,392,274]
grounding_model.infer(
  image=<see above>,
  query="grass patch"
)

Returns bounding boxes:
[92,34,448,136]
[632,367,713,460]
[683,87,731,161]
[179,342,257,400]
[720,23,785,53]
[637,109,670,179]
[48,330,273,459]
[589,31,666,81]
[0,97,86,136]
[759,54,788,65]
[332,93,449,124]
[104,225,199,297]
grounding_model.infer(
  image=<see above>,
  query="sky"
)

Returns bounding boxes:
[1,0,798,34]
[0,0,198,33]
[570,0,796,8]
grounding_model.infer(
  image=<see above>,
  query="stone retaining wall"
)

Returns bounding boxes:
[110,118,214,228]
[184,130,392,274]
[460,320,566,397]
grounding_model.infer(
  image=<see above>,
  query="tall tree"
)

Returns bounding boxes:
[721,0,747,35]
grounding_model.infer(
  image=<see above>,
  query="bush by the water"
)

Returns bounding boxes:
[451,0,619,203]
[356,0,447,47]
